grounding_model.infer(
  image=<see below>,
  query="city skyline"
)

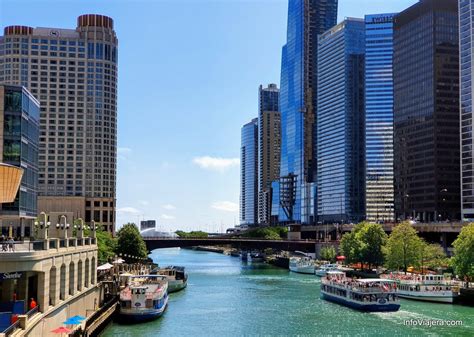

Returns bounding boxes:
[0,0,419,232]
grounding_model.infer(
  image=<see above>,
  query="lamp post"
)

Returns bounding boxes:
[34,211,51,239]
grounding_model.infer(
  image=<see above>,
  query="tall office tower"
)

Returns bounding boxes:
[317,18,366,223]
[278,0,338,224]
[394,0,460,222]
[240,118,258,226]
[364,14,396,223]
[140,219,156,231]
[0,85,39,237]
[0,15,118,233]
[460,0,474,220]
[257,84,280,225]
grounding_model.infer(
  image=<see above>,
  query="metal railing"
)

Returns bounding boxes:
[26,305,39,317]
[2,320,19,336]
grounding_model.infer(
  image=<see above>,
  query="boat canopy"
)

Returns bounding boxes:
[357,278,397,283]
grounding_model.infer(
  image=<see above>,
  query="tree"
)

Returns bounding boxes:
[384,222,423,272]
[320,246,337,262]
[340,231,362,265]
[115,223,148,262]
[452,223,474,284]
[96,225,117,264]
[358,222,388,269]
[175,230,208,238]
[420,241,447,273]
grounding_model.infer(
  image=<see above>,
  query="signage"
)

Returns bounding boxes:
[371,16,394,24]
[0,272,22,281]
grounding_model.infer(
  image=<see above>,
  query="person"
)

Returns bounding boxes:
[1,235,6,252]
[29,298,37,310]
[7,237,14,252]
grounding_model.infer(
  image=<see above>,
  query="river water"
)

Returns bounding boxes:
[103,248,473,337]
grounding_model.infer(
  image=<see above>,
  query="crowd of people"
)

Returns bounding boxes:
[0,235,15,252]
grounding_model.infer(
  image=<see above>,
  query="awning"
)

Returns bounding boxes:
[97,263,113,270]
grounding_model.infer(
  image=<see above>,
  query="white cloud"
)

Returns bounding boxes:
[160,214,176,220]
[162,204,176,210]
[211,201,238,212]
[117,207,141,214]
[192,156,239,172]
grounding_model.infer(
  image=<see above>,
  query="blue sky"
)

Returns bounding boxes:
[0,0,417,232]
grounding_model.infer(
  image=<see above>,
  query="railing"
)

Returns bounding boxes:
[26,305,39,317]
[2,320,20,336]
[0,237,96,253]
[59,239,66,248]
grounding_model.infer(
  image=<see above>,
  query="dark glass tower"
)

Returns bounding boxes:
[278,0,338,224]
[393,0,460,222]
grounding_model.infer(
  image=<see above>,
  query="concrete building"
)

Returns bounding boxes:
[0,15,118,234]
[257,84,280,225]
[278,0,338,224]
[460,0,474,220]
[140,219,156,231]
[0,85,39,238]
[317,18,366,223]
[240,118,258,226]
[364,14,396,223]
[393,0,460,222]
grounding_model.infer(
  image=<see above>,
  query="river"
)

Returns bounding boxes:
[102,248,473,336]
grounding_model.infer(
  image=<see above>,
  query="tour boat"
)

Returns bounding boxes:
[315,264,339,277]
[119,275,169,322]
[289,256,315,274]
[320,271,400,312]
[384,273,459,303]
[249,252,265,263]
[153,266,188,293]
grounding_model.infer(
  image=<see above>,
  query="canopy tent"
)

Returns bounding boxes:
[97,263,113,271]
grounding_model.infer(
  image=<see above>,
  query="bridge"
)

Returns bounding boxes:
[143,237,318,253]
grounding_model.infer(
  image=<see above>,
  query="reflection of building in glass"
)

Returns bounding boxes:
[460,0,474,220]
[393,0,460,222]
[278,0,338,224]
[0,85,39,238]
[240,118,258,226]
[364,14,396,223]
[0,15,118,234]
[140,219,156,231]
[317,19,366,223]
[257,84,280,225]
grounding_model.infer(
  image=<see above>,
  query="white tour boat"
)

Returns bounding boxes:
[315,264,339,277]
[289,256,315,274]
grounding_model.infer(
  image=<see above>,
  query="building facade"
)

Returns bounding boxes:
[317,18,366,223]
[0,85,39,237]
[240,118,258,226]
[460,0,474,220]
[364,14,396,223]
[257,84,280,225]
[140,219,156,231]
[0,15,118,233]
[393,0,460,222]
[278,0,338,224]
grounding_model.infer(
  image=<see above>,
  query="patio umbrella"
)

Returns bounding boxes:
[97,263,113,271]
[64,315,86,325]
[51,326,72,336]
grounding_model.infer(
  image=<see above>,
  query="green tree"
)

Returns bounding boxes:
[420,241,447,273]
[452,223,474,284]
[175,230,208,238]
[96,225,117,264]
[340,231,361,265]
[241,227,283,240]
[320,246,337,262]
[384,222,423,272]
[116,223,148,262]
[358,222,388,269]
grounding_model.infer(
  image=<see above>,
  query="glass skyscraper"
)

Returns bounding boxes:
[317,18,366,223]
[364,14,396,223]
[393,0,460,222]
[460,0,474,220]
[0,85,39,237]
[278,0,338,224]
[240,118,258,226]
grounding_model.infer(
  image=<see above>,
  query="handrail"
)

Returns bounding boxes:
[26,305,39,317]
[2,320,20,336]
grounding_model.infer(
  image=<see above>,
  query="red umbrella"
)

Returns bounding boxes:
[336,256,346,260]
[51,326,72,336]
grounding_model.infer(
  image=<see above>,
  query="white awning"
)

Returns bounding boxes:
[97,263,113,270]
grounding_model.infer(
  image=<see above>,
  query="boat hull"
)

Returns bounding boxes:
[168,280,187,293]
[315,270,327,277]
[119,302,168,323]
[289,265,315,275]
[398,293,455,303]
[321,292,400,312]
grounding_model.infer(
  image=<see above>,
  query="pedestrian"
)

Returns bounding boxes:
[29,298,37,310]
[7,237,14,252]
[1,235,6,252]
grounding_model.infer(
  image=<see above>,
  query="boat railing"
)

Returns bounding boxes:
[322,280,397,294]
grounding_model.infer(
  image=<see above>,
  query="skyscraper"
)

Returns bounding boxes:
[393,0,460,222]
[0,15,118,233]
[278,0,338,224]
[317,18,366,223]
[257,84,280,225]
[460,0,474,220]
[0,85,39,237]
[240,118,258,226]
[364,14,396,223]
